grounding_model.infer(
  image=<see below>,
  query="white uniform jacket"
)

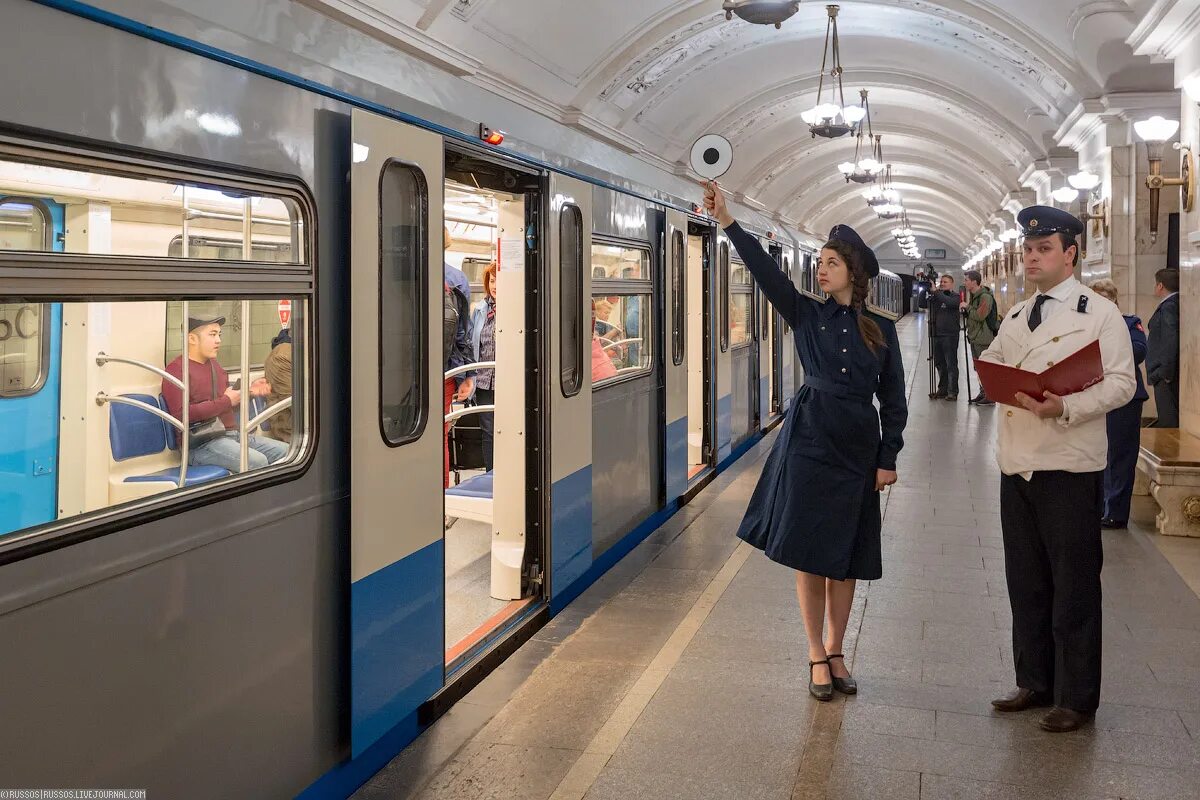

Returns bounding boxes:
[979,282,1135,477]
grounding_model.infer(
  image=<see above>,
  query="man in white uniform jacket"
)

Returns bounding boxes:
[980,205,1135,732]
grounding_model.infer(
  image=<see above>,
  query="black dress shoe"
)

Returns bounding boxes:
[809,659,833,702]
[975,398,995,406]
[1039,707,1093,732]
[929,391,947,399]
[827,653,857,695]
[1100,518,1127,529]
[945,394,959,401]
[991,687,1053,712]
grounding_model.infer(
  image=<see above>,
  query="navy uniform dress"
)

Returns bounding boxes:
[1102,314,1149,524]
[725,223,908,580]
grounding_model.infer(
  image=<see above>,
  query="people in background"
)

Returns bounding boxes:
[960,270,997,405]
[261,326,293,444]
[444,226,474,487]
[470,262,498,471]
[1089,279,1148,529]
[1146,268,1180,428]
[162,315,286,472]
[927,274,961,401]
[591,299,618,383]
[592,297,618,340]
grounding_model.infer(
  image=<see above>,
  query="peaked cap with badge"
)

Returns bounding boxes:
[1018,205,1085,239]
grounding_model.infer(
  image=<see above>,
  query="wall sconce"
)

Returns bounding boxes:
[1066,171,1109,258]
[1134,116,1195,243]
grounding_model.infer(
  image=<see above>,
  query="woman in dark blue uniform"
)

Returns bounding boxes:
[1089,280,1149,528]
[704,182,908,701]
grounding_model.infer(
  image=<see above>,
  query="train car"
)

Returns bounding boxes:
[0,2,904,798]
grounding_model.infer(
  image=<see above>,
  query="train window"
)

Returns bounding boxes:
[671,230,684,366]
[379,161,428,446]
[719,242,729,352]
[761,292,770,341]
[0,303,48,397]
[560,204,584,398]
[782,255,791,334]
[0,155,305,264]
[591,241,652,388]
[0,297,307,541]
[730,292,752,347]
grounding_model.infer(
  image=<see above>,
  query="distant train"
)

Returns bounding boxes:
[0,2,904,797]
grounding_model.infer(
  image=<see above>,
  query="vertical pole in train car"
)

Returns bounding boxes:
[239,199,252,473]
[180,188,191,488]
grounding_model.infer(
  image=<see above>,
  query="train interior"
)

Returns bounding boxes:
[685,225,711,482]
[0,157,305,540]
[441,150,540,669]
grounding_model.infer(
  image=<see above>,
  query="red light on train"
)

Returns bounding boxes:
[479,124,505,146]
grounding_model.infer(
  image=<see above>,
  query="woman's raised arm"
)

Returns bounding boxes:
[704,181,805,329]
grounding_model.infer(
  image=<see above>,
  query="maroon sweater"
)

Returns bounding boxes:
[163,356,236,430]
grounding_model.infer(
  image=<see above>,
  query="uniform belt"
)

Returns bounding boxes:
[802,375,874,403]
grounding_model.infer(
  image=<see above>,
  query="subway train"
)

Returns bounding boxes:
[0,2,904,797]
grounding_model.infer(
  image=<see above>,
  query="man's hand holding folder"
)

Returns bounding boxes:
[975,340,1104,416]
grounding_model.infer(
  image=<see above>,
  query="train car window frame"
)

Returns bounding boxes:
[671,229,685,367]
[378,159,429,448]
[729,254,754,350]
[560,203,584,398]
[0,136,317,563]
[719,241,730,353]
[782,255,791,334]
[0,196,54,398]
[590,238,653,390]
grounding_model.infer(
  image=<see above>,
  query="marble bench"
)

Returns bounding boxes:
[1137,428,1200,537]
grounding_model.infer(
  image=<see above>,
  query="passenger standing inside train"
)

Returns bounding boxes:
[444,226,474,488]
[1088,279,1148,529]
[981,207,1134,732]
[471,262,498,471]
[703,182,908,701]
[927,274,961,401]
[1146,268,1180,428]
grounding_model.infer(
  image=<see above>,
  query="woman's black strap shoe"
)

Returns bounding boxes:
[827,654,858,695]
[809,659,834,701]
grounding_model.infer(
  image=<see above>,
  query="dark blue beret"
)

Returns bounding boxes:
[1018,205,1084,238]
[826,224,880,278]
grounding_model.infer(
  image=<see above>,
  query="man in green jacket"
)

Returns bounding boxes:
[960,270,997,405]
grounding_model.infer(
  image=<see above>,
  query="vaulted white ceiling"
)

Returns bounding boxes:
[307,0,1173,249]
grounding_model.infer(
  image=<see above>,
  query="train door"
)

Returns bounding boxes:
[765,243,784,418]
[714,230,733,462]
[663,209,688,501]
[0,197,61,536]
[728,251,754,447]
[685,220,713,484]
[348,109,446,756]
[546,173,592,602]
[780,249,795,410]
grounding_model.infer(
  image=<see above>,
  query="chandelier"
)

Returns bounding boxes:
[863,163,901,215]
[723,0,801,28]
[800,5,864,138]
[892,212,918,258]
[837,91,882,183]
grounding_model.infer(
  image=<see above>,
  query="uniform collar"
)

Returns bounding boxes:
[1033,275,1078,305]
[819,296,854,319]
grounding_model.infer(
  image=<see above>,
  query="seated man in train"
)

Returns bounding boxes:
[262,326,293,444]
[592,297,619,341]
[591,299,618,383]
[162,315,288,472]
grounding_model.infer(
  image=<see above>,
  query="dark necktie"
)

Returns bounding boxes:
[1027,295,1051,332]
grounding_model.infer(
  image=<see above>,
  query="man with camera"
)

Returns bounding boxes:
[927,274,961,401]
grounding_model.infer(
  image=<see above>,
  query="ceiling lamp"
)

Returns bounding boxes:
[865,163,900,214]
[837,91,882,183]
[723,0,801,28]
[801,5,863,138]
[1068,171,1100,191]
[1134,115,1195,242]
[1051,186,1079,204]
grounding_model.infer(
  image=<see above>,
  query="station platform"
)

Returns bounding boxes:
[355,315,1200,800]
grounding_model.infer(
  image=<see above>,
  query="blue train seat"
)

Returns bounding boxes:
[445,470,494,524]
[108,393,229,486]
[249,395,270,432]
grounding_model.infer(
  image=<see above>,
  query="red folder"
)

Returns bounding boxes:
[975,339,1104,408]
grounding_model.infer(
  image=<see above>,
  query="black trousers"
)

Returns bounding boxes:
[1000,471,1103,712]
[932,334,959,395]
[1152,382,1179,428]
[475,387,495,471]
[1103,400,1143,523]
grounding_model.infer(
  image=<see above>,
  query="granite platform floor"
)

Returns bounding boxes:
[355,313,1200,800]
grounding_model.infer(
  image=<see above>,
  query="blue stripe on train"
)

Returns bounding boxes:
[349,539,444,758]
[551,464,592,601]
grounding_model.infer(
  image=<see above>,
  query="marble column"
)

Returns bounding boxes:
[1179,97,1200,438]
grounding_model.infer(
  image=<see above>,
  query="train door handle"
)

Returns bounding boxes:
[32,459,54,476]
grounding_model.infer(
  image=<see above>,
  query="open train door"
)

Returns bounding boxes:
[349,109,445,755]
[546,174,593,607]
[663,208,689,500]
